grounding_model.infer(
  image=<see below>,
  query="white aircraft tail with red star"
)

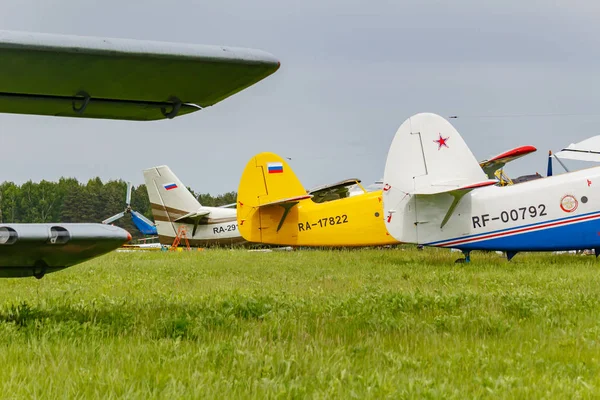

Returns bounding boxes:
[383,112,600,262]
[383,113,493,195]
[382,113,496,243]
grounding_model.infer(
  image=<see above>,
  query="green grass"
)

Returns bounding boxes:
[0,248,599,398]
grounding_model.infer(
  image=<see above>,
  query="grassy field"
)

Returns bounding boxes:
[0,248,598,398]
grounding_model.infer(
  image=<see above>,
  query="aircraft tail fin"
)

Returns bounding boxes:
[143,165,202,238]
[237,152,309,243]
[383,113,493,242]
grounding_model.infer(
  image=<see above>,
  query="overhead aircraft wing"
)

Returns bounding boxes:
[307,178,362,203]
[0,30,280,121]
[554,135,600,162]
[479,145,537,178]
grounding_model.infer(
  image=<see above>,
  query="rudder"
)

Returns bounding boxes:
[237,152,307,243]
[383,113,490,243]
[143,165,202,238]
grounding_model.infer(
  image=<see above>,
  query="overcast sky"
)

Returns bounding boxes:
[1,0,600,194]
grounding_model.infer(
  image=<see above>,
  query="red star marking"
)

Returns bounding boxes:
[434,133,449,150]
[588,179,592,187]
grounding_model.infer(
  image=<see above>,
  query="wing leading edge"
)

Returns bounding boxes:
[0,30,280,121]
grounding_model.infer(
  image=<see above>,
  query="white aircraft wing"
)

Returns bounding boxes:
[0,30,279,121]
[554,135,600,162]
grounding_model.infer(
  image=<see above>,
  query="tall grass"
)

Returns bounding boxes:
[0,248,597,398]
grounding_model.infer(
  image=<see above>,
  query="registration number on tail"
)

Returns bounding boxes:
[298,215,348,231]
[472,204,547,228]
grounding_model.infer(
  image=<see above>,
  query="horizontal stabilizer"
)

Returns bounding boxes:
[415,179,498,228]
[413,179,498,195]
[174,209,211,222]
[258,194,313,207]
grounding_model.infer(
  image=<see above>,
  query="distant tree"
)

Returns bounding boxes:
[0,182,19,223]
[131,184,152,220]
[0,177,236,239]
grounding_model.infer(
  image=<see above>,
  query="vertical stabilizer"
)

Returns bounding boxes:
[143,165,202,237]
[383,113,489,242]
[237,152,307,243]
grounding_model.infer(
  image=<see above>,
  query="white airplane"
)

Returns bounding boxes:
[143,166,244,247]
[0,30,278,276]
[382,112,600,262]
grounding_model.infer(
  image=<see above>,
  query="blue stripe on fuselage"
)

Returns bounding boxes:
[426,210,600,248]
[452,217,600,251]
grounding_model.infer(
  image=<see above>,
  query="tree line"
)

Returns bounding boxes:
[0,179,236,239]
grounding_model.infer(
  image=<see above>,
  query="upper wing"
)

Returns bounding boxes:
[307,178,362,203]
[0,30,280,121]
[554,135,600,162]
[479,145,537,178]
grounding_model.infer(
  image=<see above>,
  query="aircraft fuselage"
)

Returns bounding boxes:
[410,167,600,252]
[244,190,398,247]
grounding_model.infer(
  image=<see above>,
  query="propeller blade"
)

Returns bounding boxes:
[125,182,132,206]
[102,212,125,224]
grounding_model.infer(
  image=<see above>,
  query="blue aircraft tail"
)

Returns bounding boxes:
[131,211,158,235]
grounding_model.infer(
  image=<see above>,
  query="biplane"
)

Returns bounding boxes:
[382,113,600,262]
[235,145,534,247]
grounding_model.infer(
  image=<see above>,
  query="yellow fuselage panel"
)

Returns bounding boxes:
[253,190,398,247]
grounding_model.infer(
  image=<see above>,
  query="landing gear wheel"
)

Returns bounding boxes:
[33,261,47,280]
[454,250,471,264]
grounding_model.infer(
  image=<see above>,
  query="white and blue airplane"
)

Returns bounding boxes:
[382,112,599,262]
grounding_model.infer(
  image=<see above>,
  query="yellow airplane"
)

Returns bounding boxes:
[237,147,538,247]
[237,152,397,247]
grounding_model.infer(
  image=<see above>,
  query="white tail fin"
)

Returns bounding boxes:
[143,166,202,237]
[383,113,492,243]
[385,112,488,195]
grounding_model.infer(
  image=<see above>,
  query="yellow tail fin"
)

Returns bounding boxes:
[237,152,307,243]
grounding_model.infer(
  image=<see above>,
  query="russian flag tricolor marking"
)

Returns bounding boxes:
[267,162,283,174]
[163,183,178,191]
